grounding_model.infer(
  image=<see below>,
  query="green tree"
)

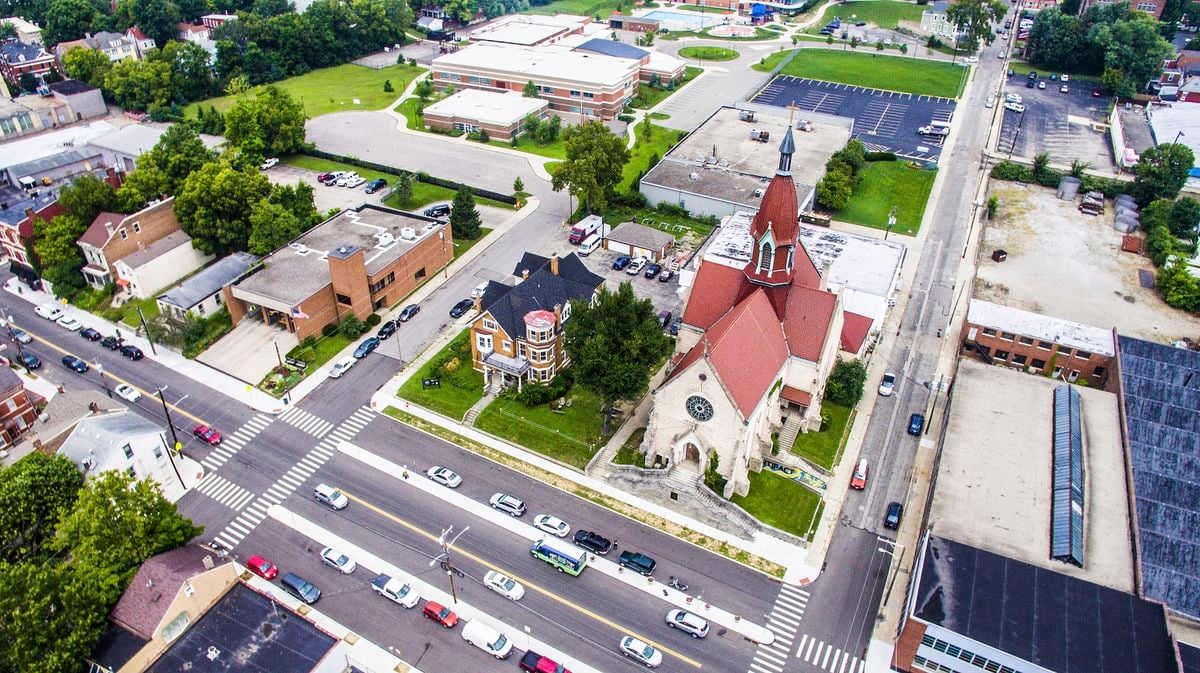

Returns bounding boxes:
[1026,8,1086,72]
[383,78,394,92]
[1170,197,1200,239]
[62,46,111,88]
[156,40,214,102]
[116,164,169,211]
[393,171,413,204]
[1131,143,1196,205]
[1088,11,1174,95]
[103,58,172,111]
[1032,151,1052,181]
[43,0,103,44]
[1069,159,1090,178]
[1060,0,1081,14]
[1157,255,1200,312]
[522,79,538,97]
[946,0,1006,51]
[58,173,118,223]
[824,358,868,407]
[513,176,524,193]
[550,120,630,213]
[536,113,562,144]
[224,86,308,160]
[449,184,482,240]
[703,451,727,494]
[1145,224,1177,266]
[0,453,84,563]
[248,200,302,254]
[33,214,89,297]
[816,167,854,210]
[268,181,320,228]
[562,282,672,432]
[175,160,273,254]
[0,560,111,673]
[415,78,434,103]
[130,0,181,47]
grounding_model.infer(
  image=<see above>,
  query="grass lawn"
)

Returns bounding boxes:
[731,470,824,539]
[260,331,354,397]
[281,155,511,210]
[620,123,685,191]
[837,160,936,235]
[752,49,793,72]
[789,402,852,470]
[184,63,424,118]
[488,134,567,160]
[397,330,485,419]
[662,26,778,41]
[649,112,671,120]
[678,46,739,61]
[522,0,620,15]
[827,0,924,28]
[613,427,647,466]
[475,386,606,469]
[603,206,715,241]
[629,67,702,110]
[115,295,161,328]
[1007,60,1101,83]
[774,49,967,98]
[449,228,491,261]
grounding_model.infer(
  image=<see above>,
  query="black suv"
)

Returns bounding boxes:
[376,320,398,340]
[101,336,122,350]
[365,178,387,194]
[449,299,473,319]
[618,550,656,576]
[573,530,612,555]
[424,204,451,219]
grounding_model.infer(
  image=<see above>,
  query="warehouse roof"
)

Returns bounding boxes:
[423,89,547,126]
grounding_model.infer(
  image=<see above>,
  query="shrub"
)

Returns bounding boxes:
[865,151,897,162]
[655,201,690,218]
[322,322,339,338]
[339,316,366,339]
[617,114,635,123]
[991,160,1032,182]
[703,451,727,494]
[301,335,318,349]
[615,190,649,208]
[365,313,382,327]
[825,358,867,407]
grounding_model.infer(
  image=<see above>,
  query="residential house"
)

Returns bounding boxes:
[177,21,216,55]
[85,122,223,173]
[603,221,675,263]
[0,367,41,450]
[919,0,962,39]
[0,39,57,83]
[125,25,155,55]
[469,252,603,390]
[56,408,204,501]
[76,197,212,297]
[0,80,105,139]
[157,252,260,322]
[0,17,43,45]
[53,28,154,62]
[641,129,870,497]
[201,13,237,29]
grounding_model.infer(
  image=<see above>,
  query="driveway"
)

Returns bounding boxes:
[197,317,297,385]
[651,40,784,130]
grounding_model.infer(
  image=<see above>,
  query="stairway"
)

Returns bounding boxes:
[462,392,495,427]
[665,460,701,494]
[776,414,805,456]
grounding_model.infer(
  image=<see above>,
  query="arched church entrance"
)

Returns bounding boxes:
[684,442,701,464]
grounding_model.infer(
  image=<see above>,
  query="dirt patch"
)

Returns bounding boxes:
[975,183,1200,342]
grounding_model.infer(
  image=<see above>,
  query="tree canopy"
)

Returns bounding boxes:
[946,0,1006,51]
[551,121,629,213]
[224,86,308,161]
[62,46,112,89]
[175,159,273,254]
[449,184,482,240]
[0,454,84,563]
[1131,143,1195,205]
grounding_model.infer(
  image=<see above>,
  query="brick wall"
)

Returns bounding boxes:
[962,321,1112,387]
[892,619,926,672]
[369,225,454,309]
[99,199,182,265]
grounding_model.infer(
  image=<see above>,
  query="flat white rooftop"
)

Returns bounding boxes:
[1148,104,1200,165]
[933,359,1134,593]
[423,89,547,126]
[0,120,118,172]
[967,298,1115,355]
[470,16,575,46]
[434,43,638,87]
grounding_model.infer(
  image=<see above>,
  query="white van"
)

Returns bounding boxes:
[578,233,603,256]
[462,619,512,659]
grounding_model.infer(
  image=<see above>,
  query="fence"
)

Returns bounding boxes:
[301,148,518,205]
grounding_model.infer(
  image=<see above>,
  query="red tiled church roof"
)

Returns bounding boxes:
[840,311,873,354]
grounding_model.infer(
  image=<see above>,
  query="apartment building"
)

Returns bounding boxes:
[77,198,211,297]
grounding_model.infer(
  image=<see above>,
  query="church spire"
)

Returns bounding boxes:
[777,128,795,176]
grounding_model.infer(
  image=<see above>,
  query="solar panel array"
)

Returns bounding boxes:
[1117,336,1200,620]
[1051,385,1085,567]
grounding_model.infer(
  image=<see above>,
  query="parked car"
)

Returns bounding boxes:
[855,20,866,25]
[611,255,631,271]
[10,327,31,344]
[320,547,357,574]
[19,352,41,370]
[449,299,474,318]
[35,304,63,321]
[1061,74,1069,82]
[314,483,349,509]
[573,530,612,555]
[626,258,647,275]
[1005,93,1022,103]
[1092,89,1102,97]
[669,317,681,336]
[397,304,420,322]
[56,316,83,331]
[850,459,869,490]
[658,269,674,283]
[280,572,321,604]
[884,501,904,529]
[79,327,101,341]
[246,555,279,580]
[426,465,462,488]
[1004,102,1026,113]
[424,204,451,218]
[1049,72,1058,80]
[365,178,387,193]
[376,320,398,340]
[472,281,490,298]
[372,574,419,608]
[657,310,672,329]
[353,337,380,358]
[908,413,925,436]
[666,609,710,638]
[985,95,995,108]
[520,651,571,673]
[618,550,656,576]
[878,373,896,397]
[489,492,526,516]
[1037,80,1046,89]
[115,384,142,402]
[260,158,279,170]
[193,424,222,445]
[335,173,359,187]
[61,355,88,373]
[101,335,122,350]
[1060,84,1069,93]
[644,263,662,279]
[484,570,525,600]
[964,55,978,63]
[346,177,366,188]
[422,601,459,628]
[1025,78,1036,88]
[328,356,356,379]
[619,637,662,668]
[120,345,144,360]
[533,514,570,538]
[317,172,333,183]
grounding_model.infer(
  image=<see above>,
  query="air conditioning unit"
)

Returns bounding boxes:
[400,227,417,240]
[753,188,764,198]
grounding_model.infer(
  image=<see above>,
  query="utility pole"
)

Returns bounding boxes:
[156,387,187,488]
[429,525,469,604]
[95,360,111,398]
[136,306,157,355]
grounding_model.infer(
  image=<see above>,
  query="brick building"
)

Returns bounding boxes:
[0,366,41,450]
[469,252,603,389]
[1079,0,1163,17]
[223,204,453,342]
[961,298,1114,387]
[0,39,57,83]
[421,89,548,139]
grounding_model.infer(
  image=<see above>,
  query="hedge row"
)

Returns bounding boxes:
[302,148,517,205]
[990,160,1128,198]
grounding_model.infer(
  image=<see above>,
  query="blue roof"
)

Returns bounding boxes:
[157,252,260,310]
[1117,335,1200,620]
[575,38,648,61]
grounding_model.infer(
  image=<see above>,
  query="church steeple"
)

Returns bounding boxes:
[777,127,795,176]
[744,116,801,288]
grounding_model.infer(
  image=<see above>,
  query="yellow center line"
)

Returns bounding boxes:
[344,489,703,669]
[15,325,209,426]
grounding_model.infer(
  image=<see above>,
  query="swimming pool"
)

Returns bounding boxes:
[640,9,726,31]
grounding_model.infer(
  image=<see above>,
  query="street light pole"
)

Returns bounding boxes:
[155,386,187,489]
[429,525,469,604]
[95,360,111,398]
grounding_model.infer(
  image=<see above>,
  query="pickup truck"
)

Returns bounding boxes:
[519,651,571,673]
[371,574,419,608]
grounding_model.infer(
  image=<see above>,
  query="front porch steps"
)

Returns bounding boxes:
[463,392,496,427]
[776,413,805,457]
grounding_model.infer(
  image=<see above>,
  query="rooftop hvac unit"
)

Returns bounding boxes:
[400,227,417,240]
[689,172,700,181]
[294,245,309,255]
[375,232,394,247]
[753,188,764,198]
[796,120,813,132]
[739,110,756,122]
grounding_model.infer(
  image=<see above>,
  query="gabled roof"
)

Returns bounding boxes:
[669,289,788,420]
[109,545,223,640]
[80,211,127,248]
[126,26,151,41]
[681,261,752,330]
[481,252,603,339]
[607,221,675,252]
[839,311,872,354]
[158,252,260,310]
[781,283,835,361]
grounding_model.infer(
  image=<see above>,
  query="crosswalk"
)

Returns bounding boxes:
[200,414,272,471]
[193,473,256,511]
[278,406,334,438]
[795,634,865,673]
[749,585,809,673]
[211,406,378,550]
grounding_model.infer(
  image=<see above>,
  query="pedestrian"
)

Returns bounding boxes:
[612,539,619,550]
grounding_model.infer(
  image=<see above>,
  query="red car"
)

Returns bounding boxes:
[193,425,222,445]
[246,555,278,580]
[422,600,459,628]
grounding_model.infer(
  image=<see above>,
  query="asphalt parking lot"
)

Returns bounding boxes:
[996,74,1115,171]
[540,235,684,324]
[750,75,956,162]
